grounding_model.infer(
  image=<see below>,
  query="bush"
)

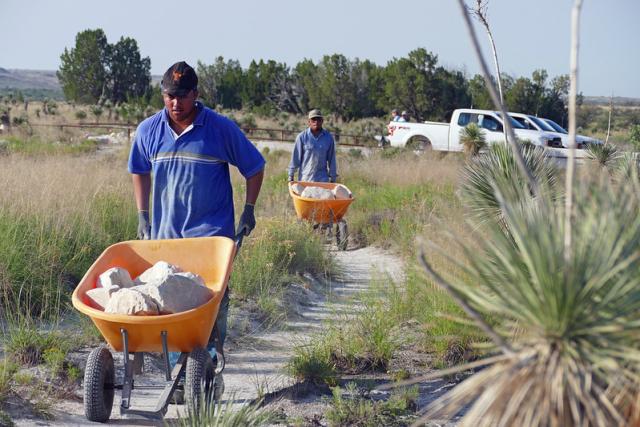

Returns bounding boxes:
[74,110,87,120]
[629,124,640,150]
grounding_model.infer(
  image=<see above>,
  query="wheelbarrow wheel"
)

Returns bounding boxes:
[336,221,348,251]
[83,346,115,423]
[185,347,215,411]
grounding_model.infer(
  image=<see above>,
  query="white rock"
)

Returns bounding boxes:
[86,287,110,310]
[134,275,213,314]
[290,183,305,195]
[97,267,134,295]
[300,186,335,200]
[134,261,182,285]
[175,271,206,287]
[332,184,352,200]
[105,288,160,316]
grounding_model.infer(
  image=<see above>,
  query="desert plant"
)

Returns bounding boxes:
[418,175,640,426]
[459,143,559,229]
[459,123,486,156]
[74,110,87,120]
[177,393,276,427]
[629,124,640,150]
[586,142,619,168]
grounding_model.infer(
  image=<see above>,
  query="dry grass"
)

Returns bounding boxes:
[0,153,131,220]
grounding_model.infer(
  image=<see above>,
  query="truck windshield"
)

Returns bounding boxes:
[496,113,526,129]
[530,116,556,132]
[543,118,568,134]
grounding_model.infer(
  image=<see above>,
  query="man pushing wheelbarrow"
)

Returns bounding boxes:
[287,109,353,250]
[128,61,265,404]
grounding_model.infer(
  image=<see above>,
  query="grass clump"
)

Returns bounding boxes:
[325,382,418,426]
[232,220,334,300]
[177,393,277,427]
[288,339,338,387]
[3,323,72,367]
[0,359,18,403]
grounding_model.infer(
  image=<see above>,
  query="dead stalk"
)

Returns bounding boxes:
[563,0,583,261]
[456,0,538,197]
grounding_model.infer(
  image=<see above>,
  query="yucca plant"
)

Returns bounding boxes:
[459,143,560,230]
[586,143,619,168]
[418,175,640,426]
[459,123,486,157]
[177,393,276,427]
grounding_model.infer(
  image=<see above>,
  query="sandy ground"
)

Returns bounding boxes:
[8,244,406,426]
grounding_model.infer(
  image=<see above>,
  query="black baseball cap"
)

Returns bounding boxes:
[161,61,198,96]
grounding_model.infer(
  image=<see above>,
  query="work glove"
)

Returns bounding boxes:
[137,211,151,240]
[237,204,256,236]
[287,175,294,182]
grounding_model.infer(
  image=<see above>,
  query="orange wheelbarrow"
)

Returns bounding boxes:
[288,181,355,250]
[72,236,241,422]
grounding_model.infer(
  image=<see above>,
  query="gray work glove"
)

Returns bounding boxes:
[137,211,151,240]
[237,204,256,236]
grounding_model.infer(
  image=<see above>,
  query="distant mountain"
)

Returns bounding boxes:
[0,68,63,99]
[0,68,162,100]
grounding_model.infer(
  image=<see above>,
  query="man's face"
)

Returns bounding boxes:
[163,89,198,123]
[308,117,323,132]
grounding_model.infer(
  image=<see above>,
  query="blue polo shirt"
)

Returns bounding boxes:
[128,103,265,239]
[287,128,336,182]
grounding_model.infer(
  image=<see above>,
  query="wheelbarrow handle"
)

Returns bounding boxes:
[233,232,245,258]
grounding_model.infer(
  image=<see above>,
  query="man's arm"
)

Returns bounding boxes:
[287,136,303,180]
[245,169,264,205]
[328,137,337,182]
[237,169,264,236]
[132,174,151,211]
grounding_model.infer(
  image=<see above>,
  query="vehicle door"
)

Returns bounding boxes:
[477,114,506,145]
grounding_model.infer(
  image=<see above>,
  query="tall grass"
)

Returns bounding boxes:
[232,220,334,300]
[0,154,136,319]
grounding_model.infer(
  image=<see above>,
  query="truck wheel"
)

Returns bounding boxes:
[406,136,430,151]
[336,221,348,251]
[84,346,115,423]
[185,347,215,412]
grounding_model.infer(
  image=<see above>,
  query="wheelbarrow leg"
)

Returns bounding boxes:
[132,352,144,375]
[120,328,133,411]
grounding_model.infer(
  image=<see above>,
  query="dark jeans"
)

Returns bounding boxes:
[168,286,229,367]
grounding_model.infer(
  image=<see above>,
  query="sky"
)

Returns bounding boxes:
[1,0,638,98]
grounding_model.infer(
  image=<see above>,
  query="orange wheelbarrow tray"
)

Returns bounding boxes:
[288,181,354,250]
[72,236,239,422]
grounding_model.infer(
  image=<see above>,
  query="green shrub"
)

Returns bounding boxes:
[74,110,87,120]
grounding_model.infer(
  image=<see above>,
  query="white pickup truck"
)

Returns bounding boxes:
[385,108,562,151]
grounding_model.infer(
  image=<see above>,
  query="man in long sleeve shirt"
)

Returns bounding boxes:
[288,109,337,182]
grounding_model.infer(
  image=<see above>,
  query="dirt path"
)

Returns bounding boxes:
[11,246,404,426]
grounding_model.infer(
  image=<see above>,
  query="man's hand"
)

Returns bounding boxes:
[288,175,294,182]
[237,204,256,236]
[137,211,151,240]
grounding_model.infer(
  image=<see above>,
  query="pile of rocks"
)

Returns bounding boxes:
[85,261,213,316]
[291,184,352,200]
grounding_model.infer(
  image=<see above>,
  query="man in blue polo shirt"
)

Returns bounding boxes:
[287,109,337,183]
[128,61,265,399]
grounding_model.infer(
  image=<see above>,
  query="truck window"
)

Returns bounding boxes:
[458,113,479,126]
[513,117,530,128]
[479,115,503,132]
